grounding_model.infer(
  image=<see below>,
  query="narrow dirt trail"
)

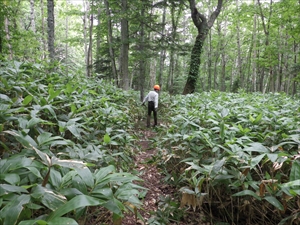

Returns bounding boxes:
[121,127,209,225]
[122,128,168,225]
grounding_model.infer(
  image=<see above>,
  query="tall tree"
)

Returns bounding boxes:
[104,0,118,86]
[47,0,55,61]
[120,0,129,90]
[87,0,94,77]
[182,0,223,94]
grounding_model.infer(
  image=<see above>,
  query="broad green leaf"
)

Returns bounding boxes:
[264,196,284,210]
[92,187,113,199]
[212,159,225,175]
[0,184,28,196]
[0,173,20,184]
[75,167,94,188]
[3,130,38,148]
[102,199,122,216]
[48,88,61,102]
[31,185,66,211]
[289,161,300,181]
[267,153,278,162]
[48,217,78,225]
[95,165,116,185]
[22,95,33,106]
[51,157,86,169]
[0,194,31,225]
[104,133,111,144]
[232,190,261,200]
[244,143,269,153]
[250,154,266,168]
[33,147,51,166]
[220,108,229,118]
[26,167,43,179]
[27,117,42,128]
[48,195,105,220]
[253,113,262,124]
[281,180,300,188]
[50,169,62,188]
[0,94,12,103]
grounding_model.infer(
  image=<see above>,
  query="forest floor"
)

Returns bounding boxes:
[121,122,209,225]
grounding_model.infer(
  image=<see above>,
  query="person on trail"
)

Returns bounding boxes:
[142,85,160,128]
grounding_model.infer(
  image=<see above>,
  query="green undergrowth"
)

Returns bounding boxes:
[152,91,300,225]
[0,61,146,225]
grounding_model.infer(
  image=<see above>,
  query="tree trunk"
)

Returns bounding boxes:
[95,6,101,74]
[4,17,13,60]
[47,0,55,61]
[104,0,118,85]
[87,0,93,77]
[251,1,257,92]
[65,0,68,75]
[207,29,212,90]
[182,0,223,95]
[158,0,167,88]
[120,0,129,90]
[235,0,243,88]
[83,0,88,76]
[30,0,36,33]
[139,5,146,101]
[257,0,273,94]
[41,0,46,59]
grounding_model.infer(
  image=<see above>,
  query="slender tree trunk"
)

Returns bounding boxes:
[4,17,13,60]
[83,0,88,75]
[65,0,68,75]
[158,0,167,88]
[95,6,101,74]
[30,0,36,33]
[167,2,182,94]
[182,0,223,94]
[236,0,243,88]
[120,0,129,90]
[87,0,93,77]
[257,0,273,94]
[47,0,55,61]
[41,0,46,59]
[104,0,118,85]
[207,29,212,90]
[252,1,257,92]
[292,41,297,96]
[139,5,146,101]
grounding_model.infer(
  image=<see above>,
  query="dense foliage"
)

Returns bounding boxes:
[155,91,300,224]
[0,61,145,225]
[1,60,300,225]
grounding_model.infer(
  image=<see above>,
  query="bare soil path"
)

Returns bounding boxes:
[122,127,208,225]
[122,128,169,224]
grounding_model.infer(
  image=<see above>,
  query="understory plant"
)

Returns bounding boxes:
[0,61,145,225]
[156,91,300,225]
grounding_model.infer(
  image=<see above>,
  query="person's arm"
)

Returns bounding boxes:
[154,93,158,109]
[142,93,149,105]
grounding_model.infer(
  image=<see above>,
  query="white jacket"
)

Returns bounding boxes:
[142,90,159,108]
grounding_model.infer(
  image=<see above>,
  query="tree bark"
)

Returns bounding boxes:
[4,17,13,60]
[235,0,243,88]
[104,0,118,85]
[158,0,167,88]
[251,0,257,92]
[182,0,223,95]
[87,0,94,77]
[139,4,146,101]
[120,0,129,90]
[41,0,46,59]
[30,0,36,33]
[47,0,55,61]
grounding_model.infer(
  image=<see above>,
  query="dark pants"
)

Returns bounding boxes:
[147,101,157,127]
